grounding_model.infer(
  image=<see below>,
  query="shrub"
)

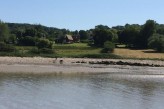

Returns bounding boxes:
[30,47,54,54]
[30,47,40,54]
[148,34,164,52]
[36,39,53,49]
[0,42,15,52]
[4,44,15,52]
[101,41,115,53]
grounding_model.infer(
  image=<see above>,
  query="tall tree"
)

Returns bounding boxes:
[139,20,156,48]
[93,27,114,47]
[118,25,140,47]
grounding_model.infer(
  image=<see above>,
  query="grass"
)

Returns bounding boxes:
[0,43,121,59]
[54,43,121,58]
[114,48,164,60]
[1,43,163,60]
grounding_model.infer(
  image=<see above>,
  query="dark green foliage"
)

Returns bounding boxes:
[139,20,156,48]
[0,42,15,52]
[0,42,6,50]
[24,28,37,37]
[7,23,70,42]
[18,36,37,46]
[7,34,17,44]
[117,20,156,49]
[110,29,118,43]
[112,26,125,31]
[95,25,110,30]
[118,25,140,47]
[36,39,53,49]
[156,24,164,35]
[102,41,115,53]
[0,21,9,42]
[93,27,114,46]
[79,30,89,40]
[148,34,164,52]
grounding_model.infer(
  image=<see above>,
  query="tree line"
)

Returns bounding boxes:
[0,19,164,53]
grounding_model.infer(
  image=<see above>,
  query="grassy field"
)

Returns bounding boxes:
[114,48,164,60]
[53,43,121,58]
[54,43,100,57]
[0,43,121,58]
[0,43,163,60]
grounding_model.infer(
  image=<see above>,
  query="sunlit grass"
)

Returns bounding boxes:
[1,43,163,60]
[54,43,104,57]
[114,48,164,59]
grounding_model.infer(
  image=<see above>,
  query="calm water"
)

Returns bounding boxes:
[0,72,164,109]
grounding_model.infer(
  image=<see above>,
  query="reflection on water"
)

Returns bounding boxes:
[0,73,164,109]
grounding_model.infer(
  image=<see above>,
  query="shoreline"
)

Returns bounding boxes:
[0,56,164,66]
[0,57,164,74]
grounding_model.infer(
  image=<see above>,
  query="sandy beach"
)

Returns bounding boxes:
[0,56,164,74]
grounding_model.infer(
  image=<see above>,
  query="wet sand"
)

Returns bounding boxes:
[0,57,164,74]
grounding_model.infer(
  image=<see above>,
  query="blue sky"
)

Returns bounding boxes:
[0,0,163,30]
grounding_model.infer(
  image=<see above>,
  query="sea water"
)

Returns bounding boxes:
[0,67,164,109]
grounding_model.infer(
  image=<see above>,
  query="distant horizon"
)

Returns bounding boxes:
[1,0,164,30]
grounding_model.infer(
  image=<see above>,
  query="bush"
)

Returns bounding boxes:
[30,47,40,54]
[30,47,54,54]
[36,39,53,49]
[0,42,15,52]
[148,34,164,52]
[101,41,115,53]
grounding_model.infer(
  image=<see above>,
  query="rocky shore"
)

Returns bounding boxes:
[0,57,163,74]
[0,57,163,67]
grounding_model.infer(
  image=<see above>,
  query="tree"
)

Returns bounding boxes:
[93,28,114,47]
[156,24,164,35]
[139,20,156,48]
[95,25,110,30]
[79,30,89,40]
[110,29,118,43]
[0,21,9,42]
[24,28,37,37]
[118,25,140,47]
[18,36,37,46]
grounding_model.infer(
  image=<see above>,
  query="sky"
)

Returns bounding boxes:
[0,0,164,30]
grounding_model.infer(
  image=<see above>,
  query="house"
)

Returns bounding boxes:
[63,34,74,44]
[55,34,79,44]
